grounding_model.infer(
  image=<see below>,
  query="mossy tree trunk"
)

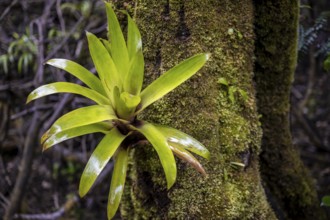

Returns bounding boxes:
[110,0,325,219]
[254,1,326,219]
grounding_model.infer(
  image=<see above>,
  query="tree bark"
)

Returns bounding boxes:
[120,0,273,219]
[254,1,326,219]
[109,0,325,219]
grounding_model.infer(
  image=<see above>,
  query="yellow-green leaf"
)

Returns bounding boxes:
[113,86,133,120]
[139,53,209,112]
[124,50,144,95]
[105,2,129,78]
[46,59,106,95]
[100,38,112,56]
[45,105,117,139]
[126,11,142,60]
[134,122,176,189]
[107,147,129,220]
[86,32,120,98]
[79,128,128,197]
[43,122,112,150]
[155,125,210,160]
[122,11,144,95]
[120,91,141,109]
[26,82,109,105]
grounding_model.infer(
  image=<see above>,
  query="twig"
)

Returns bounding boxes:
[13,194,79,220]
[3,105,44,220]
[55,0,70,56]
[3,1,56,219]
[0,80,34,92]
[10,104,53,120]
[43,93,73,130]
[45,16,84,60]
[292,107,327,151]
[0,0,18,21]
[0,192,10,207]
[299,45,316,110]
[56,0,66,34]
[0,155,12,188]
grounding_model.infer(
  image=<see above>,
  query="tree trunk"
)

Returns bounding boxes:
[254,1,326,219]
[110,0,325,219]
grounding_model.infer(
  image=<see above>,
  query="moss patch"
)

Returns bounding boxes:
[120,0,275,219]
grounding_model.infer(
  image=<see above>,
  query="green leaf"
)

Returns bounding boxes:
[155,125,210,160]
[0,55,9,74]
[79,128,128,197]
[126,11,142,60]
[134,122,176,189]
[169,144,206,176]
[238,89,248,101]
[43,105,117,141]
[86,32,120,99]
[217,77,228,86]
[100,38,112,56]
[18,56,23,74]
[120,91,141,109]
[323,55,330,72]
[321,196,330,206]
[43,122,112,150]
[113,86,134,120]
[26,82,109,105]
[123,10,144,95]
[105,2,129,77]
[46,59,106,95]
[124,50,144,95]
[107,147,129,219]
[228,86,236,103]
[139,53,209,112]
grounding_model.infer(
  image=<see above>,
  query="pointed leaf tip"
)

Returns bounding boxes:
[139,53,209,112]
[86,31,120,101]
[26,82,109,105]
[105,1,129,80]
[42,123,111,150]
[45,58,106,95]
[107,147,129,219]
[170,144,207,176]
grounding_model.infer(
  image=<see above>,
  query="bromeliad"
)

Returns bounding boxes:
[27,3,210,219]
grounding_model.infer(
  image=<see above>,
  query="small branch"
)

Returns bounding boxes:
[3,108,44,220]
[299,45,316,110]
[13,195,79,220]
[0,192,10,208]
[10,104,53,120]
[45,17,84,60]
[0,0,18,21]
[0,80,34,92]
[4,1,56,219]
[292,107,327,151]
[43,93,73,130]
[300,151,330,164]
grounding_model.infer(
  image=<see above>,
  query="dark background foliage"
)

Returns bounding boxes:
[0,0,329,219]
[293,0,330,212]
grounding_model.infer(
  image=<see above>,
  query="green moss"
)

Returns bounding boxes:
[254,1,326,219]
[119,0,275,219]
